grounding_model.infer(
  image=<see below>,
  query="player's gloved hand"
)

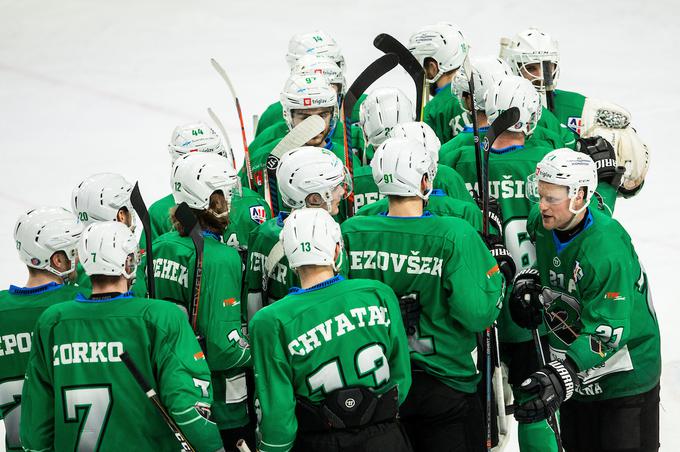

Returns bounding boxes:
[576,136,626,188]
[515,359,578,423]
[510,268,544,330]
[483,235,516,282]
[472,192,504,236]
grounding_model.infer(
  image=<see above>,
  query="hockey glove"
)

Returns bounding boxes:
[510,268,544,330]
[515,359,578,423]
[483,235,516,282]
[576,136,626,188]
[473,192,504,236]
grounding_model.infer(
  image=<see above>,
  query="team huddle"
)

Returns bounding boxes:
[0,22,660,452]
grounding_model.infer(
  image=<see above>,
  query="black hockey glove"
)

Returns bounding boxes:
[483,235,516,282]
[576,136,625,188]
[515,359,578,423]
[510,268,544,330]
[472,192,504,236]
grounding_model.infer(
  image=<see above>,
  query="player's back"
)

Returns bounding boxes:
[0,283,79,451]
[21,294,220,451]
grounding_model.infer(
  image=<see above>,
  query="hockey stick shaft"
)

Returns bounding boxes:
[174,203,204,333]
[462,56,484,200]
[236,439,252,452]
[210,58,254,190]
[130,183,155,298]
[543,61,555,112]
[531,328,564,452]
[207,107,237,171]
[120,352,195,451]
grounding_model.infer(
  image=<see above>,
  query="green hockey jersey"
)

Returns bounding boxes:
[152,231,250,429]
[551,89,587,141]
[74,260,148,298]
[249,276,411,452]
[423,84,470,143]
[355,190,483,233]
[0,282,80,452]
[352,163,474,211]
[20,293,223,452]
[526,207,661,401]
[341,213,504,393]
[144,187,271,252]
[537,106,576,149]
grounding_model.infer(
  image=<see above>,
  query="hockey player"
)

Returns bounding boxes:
[408,22,470,143]
[250,208,412,452]
[0,207,82,452]
[20,221,224,451]
[510,149,660,452]
[244,147,350,318]
[146,122,270,254]
[500,27,649,195]
[71,172,147,296]
[342,137,508,451]
[151,152,252,450]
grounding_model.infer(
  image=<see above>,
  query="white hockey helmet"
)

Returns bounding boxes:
[280,208,342,270]
[408,23,469,84]
[485,76,542,136]
[527,148,598,215]
[388,122,441,162]
[277,147,351,210]
[285,30,345,71]
[500,27,560,92]
[79,221,138,279]
[359,87,415,148]
[168,122,227,163]
[14,207,83,277]
[371,137,437,200]
[292,55,346,94]
[280,74,339,131]
[171,153,239,210]
[71,173,134,226]
[451,56,513,113]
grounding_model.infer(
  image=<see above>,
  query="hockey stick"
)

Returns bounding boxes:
[210,58,254,190]
[266,115,326,216]
[543,61,555,112]
[462,55,484,199]
[130,182,155,298]
[120,352,195,451]
[531,327,564,452]
[342,53,400,218]
[207,107,237,171]
[236,439,252,452]
[174,202,204,335]
[373,34,426,121]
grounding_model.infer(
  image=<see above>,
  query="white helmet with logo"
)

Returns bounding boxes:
[277,147,351,210]
[280,74,339,131]
[371,137,437,200]
[408,23,469,84]
[71,173,134,226]
[171,153,238,210]
[280,208,342,270]
[168,122,227,163]
[359,87,415,148]
[292,55,346,94]
[14,207,83,277]
[285,30,345,71]
[529,148,598,215]
[388,122,441,162]
[451,56,513,113]
[500,27,560,92]
[485,75,542,136]
[79,221,138,279]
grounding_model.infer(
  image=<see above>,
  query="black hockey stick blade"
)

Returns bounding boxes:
[483,107,521,152]
[120,352,196,451]
[343,53,399,121]
[130,182,155,298]
[373,34,425,120]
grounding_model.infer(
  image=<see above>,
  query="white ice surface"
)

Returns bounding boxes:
[1,0,679,450]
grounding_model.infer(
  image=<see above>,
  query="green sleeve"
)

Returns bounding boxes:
[594,183,617,216]
[19,318,55,452]
[444,222,504,332]
[152,305,224,452]
[435,165,475,203]
[255,102,284,137]
[380,287,412,405]
[251,312,297,452]
[565,253,634,372]
[559,124,576,150]
[200,253,251,371]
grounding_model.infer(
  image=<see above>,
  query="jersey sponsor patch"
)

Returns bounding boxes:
[193,351,205,361]
[567,117,584,135]
[572,260,583,284]
[604,292,625,301]
[250,205,267,224]
[223,297,240,307]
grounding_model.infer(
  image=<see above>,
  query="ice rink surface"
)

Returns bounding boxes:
[1,0,678,450]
